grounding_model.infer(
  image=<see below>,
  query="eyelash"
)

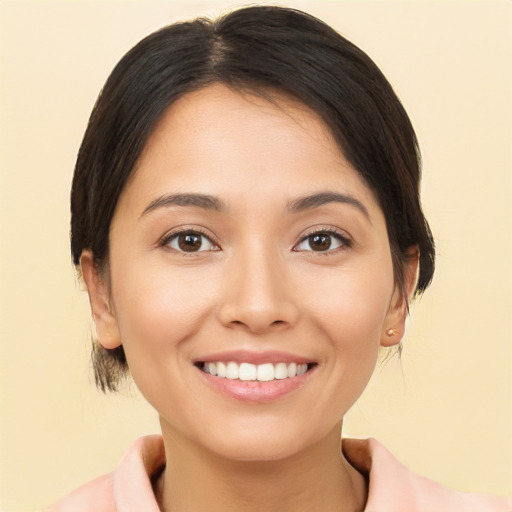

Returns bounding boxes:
[158,227,352,255]
[293,228,352,254]
[159,228,219,254]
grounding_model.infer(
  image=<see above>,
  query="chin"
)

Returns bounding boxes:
[211,438,303,463]
[196,416,336,463]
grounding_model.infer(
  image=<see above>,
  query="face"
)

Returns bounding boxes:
[84,84,410,462]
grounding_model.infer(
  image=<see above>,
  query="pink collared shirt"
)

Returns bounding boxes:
[47,435,511,512]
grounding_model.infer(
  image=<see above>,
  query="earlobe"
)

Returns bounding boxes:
[380,287,407,348]
[79,250,122,350]
[380,247,419,347]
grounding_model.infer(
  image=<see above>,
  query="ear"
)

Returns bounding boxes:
[380,247,419,347]
[80,250,122,350]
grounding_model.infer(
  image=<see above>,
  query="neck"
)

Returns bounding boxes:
[157,421,367,512]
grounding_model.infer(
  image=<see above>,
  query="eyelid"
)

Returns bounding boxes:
[158,226,220,252]
[293,226,352,252]
[157,225,351,253]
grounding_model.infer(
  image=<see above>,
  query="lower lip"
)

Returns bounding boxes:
[197,367,313,403]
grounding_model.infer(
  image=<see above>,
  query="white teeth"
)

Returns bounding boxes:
[287,362,297,378]
[226,361,239,379]
[297,363,308,376]
[208,362,217,376]
[217,361,227,378]
[201,361,311,381]
[257,363,274,381]
[274,362,288,380]
[239,363,257,381]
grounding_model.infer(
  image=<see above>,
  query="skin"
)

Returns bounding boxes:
[81,84,418,512]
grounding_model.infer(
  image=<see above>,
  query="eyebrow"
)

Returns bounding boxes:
[287,191,371,220]
[140,190,370,221]
[141,193,225,217]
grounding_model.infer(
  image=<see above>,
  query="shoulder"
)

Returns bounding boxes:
[343,438,512,512]
[44,473,116,512]
[45,435,165,512]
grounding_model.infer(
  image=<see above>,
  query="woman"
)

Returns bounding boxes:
[47,5,510,511]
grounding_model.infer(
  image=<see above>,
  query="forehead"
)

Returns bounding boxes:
[140,84,341,165]
[121,83,380,218]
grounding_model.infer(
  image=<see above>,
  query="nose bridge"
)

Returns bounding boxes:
[218,239,298,332]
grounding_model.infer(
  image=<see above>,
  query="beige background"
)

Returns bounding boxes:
[1,0,511,510]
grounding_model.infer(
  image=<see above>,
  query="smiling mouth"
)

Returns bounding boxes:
[197,361,316,382]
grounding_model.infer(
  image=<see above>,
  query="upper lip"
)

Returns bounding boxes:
[194,350,314,366]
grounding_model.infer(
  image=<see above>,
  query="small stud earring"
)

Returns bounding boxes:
[386,328,398,337]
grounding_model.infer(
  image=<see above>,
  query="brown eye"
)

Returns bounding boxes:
[308,233,331,251]
[295,230,349,253]
[178,233,202,252]
[166,230,217,253]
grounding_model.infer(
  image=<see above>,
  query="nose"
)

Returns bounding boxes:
[217,248,300,334]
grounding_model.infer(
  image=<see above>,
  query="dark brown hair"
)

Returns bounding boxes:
[71,5,435,392]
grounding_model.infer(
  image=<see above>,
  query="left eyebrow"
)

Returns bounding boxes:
[287,191,371,222]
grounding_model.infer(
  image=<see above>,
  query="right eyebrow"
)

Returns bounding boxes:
[140,193,226,218]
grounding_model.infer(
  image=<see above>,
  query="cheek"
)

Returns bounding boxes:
[110,260,218,374]
[306,260,393,340]
[303,258,394,384]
